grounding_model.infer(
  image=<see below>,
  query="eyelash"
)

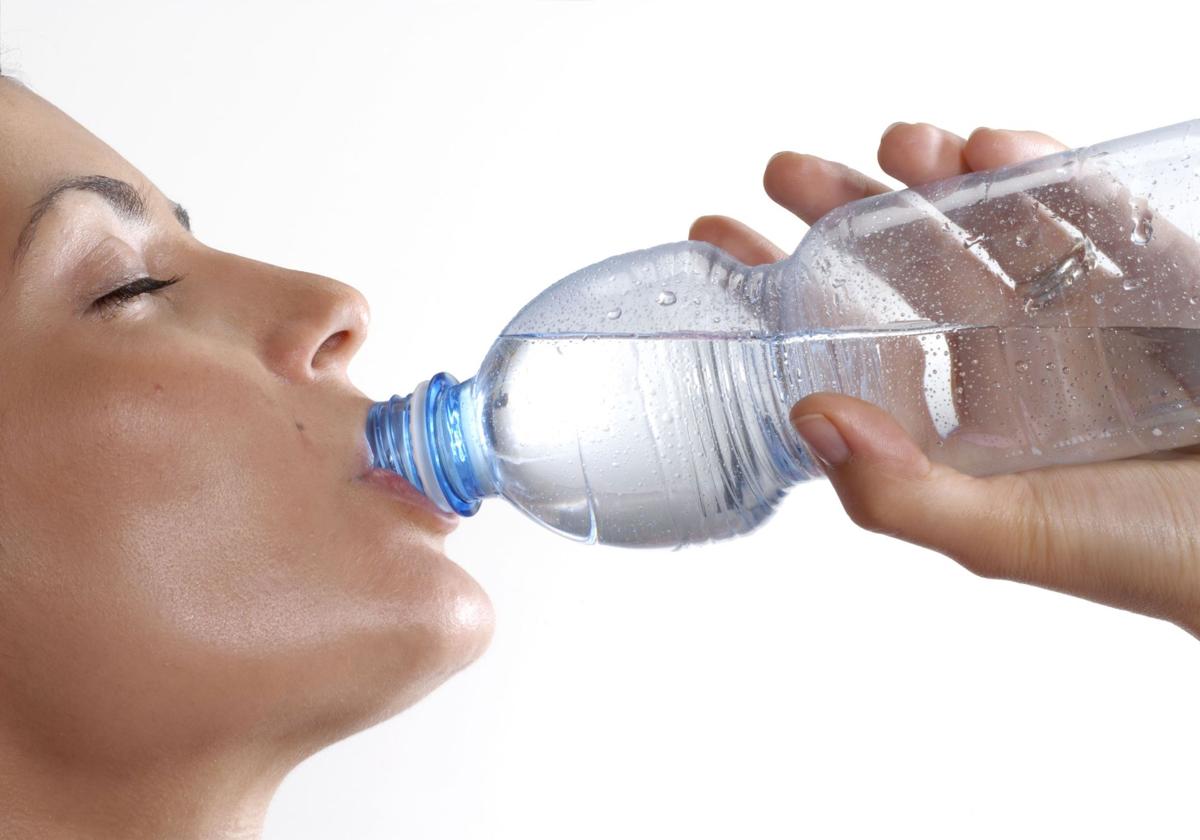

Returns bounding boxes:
[92,274,184,315]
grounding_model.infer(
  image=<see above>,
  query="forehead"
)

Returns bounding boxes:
[0,79,154,257]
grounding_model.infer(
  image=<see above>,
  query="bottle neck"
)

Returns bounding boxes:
[365,373,493,516]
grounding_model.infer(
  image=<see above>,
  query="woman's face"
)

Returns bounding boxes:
[0,78,492,769]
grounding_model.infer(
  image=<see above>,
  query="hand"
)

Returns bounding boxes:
[689,123,1200,639]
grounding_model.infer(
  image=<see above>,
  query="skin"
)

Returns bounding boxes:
[0,77,493,839]
[691,122,1200,639]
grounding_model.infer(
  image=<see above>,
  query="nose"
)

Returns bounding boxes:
[258,267,371,383]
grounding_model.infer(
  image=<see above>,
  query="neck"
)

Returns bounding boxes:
[0,732,294,840]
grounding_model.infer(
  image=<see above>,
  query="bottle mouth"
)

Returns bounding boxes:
[366,372,482,517]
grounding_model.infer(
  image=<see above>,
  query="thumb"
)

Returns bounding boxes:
[789,393,1036,572]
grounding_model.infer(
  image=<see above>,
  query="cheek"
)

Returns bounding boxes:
[0,336,493,734]
[4,349,321,638]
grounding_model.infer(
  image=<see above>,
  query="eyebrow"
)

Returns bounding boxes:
[11,174,191,269]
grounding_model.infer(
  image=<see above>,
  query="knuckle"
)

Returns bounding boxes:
[955,476,1051,583]
[842,490,905,539]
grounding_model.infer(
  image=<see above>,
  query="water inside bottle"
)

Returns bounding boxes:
[476,325,1200,546]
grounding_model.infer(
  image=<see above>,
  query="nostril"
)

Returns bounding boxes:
[314,330,349,365]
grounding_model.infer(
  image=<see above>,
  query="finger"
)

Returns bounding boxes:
[789,392,1200,631]
[688,214,787,266]
[962,127,1069,171]
[877,122,969,186]
[763,152,891,226]
[789,392,1026,566]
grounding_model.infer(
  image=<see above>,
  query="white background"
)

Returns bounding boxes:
[4,2,1200,838]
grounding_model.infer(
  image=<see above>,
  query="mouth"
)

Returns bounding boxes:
[359,466,460,535]
[352,398,459,535]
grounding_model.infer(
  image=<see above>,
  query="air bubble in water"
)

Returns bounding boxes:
[1130,197,1154,245]
[657,291,677,306]
[1021,237,1095,309]
[1151,426,1164,437]
[605,307,622,320]
[1015,359,1031,373]
[1122,276,1144,291]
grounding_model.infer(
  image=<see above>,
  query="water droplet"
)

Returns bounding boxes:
[1015,359,1031,373]
[605,307,622,320]
[1151,426,1164,437]
[1122,276,1144,291]
[1092,291,1105,304]
[656,291,677,306]
[1130,197,1154,245]
[1045,362,1056,371]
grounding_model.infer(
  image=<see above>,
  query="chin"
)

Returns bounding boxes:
[290,511,494,747]
[421,547,494,651]
[367,549,494,723]
[425,550,496,672]
[295,567,494,752]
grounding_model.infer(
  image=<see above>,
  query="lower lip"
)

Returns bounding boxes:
[360,468,460,534]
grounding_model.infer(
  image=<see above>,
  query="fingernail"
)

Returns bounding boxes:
[881,121,906,141]
[793,413,851,467]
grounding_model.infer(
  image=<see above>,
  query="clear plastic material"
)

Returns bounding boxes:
[367,119,1200,548]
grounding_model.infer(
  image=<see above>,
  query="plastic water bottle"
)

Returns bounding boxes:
[366,119,1200,548]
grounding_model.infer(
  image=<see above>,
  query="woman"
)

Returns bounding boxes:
[0,74,1195,837]
[0,74,492,836]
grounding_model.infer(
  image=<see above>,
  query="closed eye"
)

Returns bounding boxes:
[91,274,184,316]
